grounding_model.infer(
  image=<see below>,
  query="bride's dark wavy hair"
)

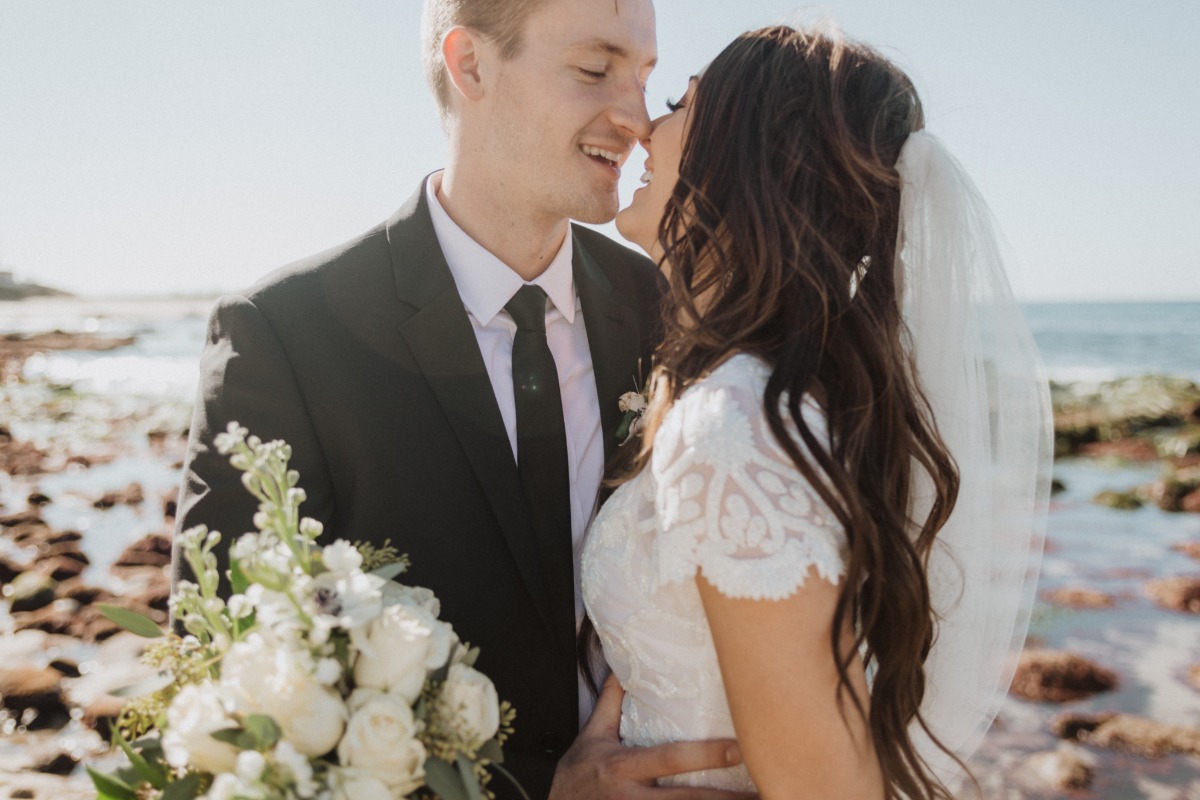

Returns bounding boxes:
[581,24,968,799]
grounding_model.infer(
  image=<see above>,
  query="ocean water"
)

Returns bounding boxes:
[1023,301,1200,384]
[1,299,1197,399]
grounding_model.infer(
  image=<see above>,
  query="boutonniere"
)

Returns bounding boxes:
[615,362,651,446]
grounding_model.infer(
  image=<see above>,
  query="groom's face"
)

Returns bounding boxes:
[483,0,657,224]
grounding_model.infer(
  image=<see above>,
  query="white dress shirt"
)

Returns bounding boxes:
[425,174,604,725]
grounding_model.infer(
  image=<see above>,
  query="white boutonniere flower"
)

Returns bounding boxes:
[616,379,651,447]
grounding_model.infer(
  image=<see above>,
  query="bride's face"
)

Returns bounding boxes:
[615,78,698,264]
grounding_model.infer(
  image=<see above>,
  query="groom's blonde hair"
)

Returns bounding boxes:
[421,0,549,125]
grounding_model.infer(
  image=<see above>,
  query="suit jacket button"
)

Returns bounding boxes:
[539,731,565,756]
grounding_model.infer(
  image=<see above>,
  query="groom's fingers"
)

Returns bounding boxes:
[622,739,744,783]
[580,673,625,740]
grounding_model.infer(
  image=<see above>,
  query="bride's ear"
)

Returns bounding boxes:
[442,26,487,104]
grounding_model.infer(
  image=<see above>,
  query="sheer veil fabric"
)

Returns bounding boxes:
[895,132,1053,785]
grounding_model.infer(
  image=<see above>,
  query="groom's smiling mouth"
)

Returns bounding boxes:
[581,144,625,173]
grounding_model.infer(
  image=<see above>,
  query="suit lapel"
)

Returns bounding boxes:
[386,183,563,658]
[573,233,643,466]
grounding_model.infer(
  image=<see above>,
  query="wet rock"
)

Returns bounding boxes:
[0,555,26,585]
[1010,649,1119,702]
[1144,576,1200,613]
[46,659,80,679]
[32,752,77,775]
[1189,665,1200,692]
[54,578,111,606]
[1093,489,1143,510]
[1025,744,1094,791]
[36,556,86,582]
[0,665,69,723]
[115,567,171,614]
[1042,586,1115,609]
[0,431,47,476]
[0,510,42,528]
[1050,478,1066,495]
[25,492,51,507]
[1182,489,1200,513]
[112,533,172,569]
[12,599,81,639]
[80,693,125,731]
[1171,541,1200,560]
[162,493,177,519]
[6,571,57,613]
[1051,710,1113,740]
[1077,439,1160,462]
[1058,712,1200,758]
[92,482,145,509]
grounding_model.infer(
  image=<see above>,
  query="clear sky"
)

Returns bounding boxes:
[1,1,1197,301]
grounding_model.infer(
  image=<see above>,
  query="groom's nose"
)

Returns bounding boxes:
[609,75,652,141]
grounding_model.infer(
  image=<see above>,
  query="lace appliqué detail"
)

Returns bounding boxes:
[581,354,849,792]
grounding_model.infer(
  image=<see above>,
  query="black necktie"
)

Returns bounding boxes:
[505,285,574,645]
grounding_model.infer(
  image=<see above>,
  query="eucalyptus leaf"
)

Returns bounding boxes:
[97,604,165,638]
[161,772,203,800]
[87,766,138,800]
[457,754,484,800]
[424,757,470,800]
[371,563,407,581]
[209,727,243,746]
[477,738,504,764]
[110,671,173,698]
[490,762,534,800]
[110,722,167,789]
[243,714,282,749]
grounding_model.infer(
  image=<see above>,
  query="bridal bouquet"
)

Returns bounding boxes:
[89,423,523,800]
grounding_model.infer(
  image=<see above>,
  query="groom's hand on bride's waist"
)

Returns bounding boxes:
[548,675,758,800]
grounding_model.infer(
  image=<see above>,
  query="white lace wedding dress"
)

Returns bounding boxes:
[581,353,849,790]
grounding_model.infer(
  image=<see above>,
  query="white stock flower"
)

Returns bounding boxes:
[220,635,347,756]
[273,741,317,798]
[353,603,457,702]
[331,768,394,800]
[308,569,384,632]
[162,683,240,774]
[379,581,440,617]
[321,540,362,573]
[202,773,257,800]
[235,750,266,783]
[436,663,501,746]
[338,689,426,795]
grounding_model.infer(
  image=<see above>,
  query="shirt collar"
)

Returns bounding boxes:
[425,173,577,325]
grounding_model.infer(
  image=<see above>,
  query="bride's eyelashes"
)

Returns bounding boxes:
[666,97,683,112]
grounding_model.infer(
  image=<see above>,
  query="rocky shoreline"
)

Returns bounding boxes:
[1,332,1199,797]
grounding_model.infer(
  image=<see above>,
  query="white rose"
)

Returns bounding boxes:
[353,603,457,702]
[202,773,256,800]
[162,683,240,774]
[436,663,501,746]
[380,581,440,617]
[619,390,647,413]
[338,689,426,794]
[220,635,347,756]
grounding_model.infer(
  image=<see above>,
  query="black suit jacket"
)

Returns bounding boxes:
[172,180,660,799]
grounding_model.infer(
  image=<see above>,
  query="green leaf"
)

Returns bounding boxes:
[242,714,282,749]
[489,762,534,800]
[161,772,203,800]
[476,738,504,764]
[229,558,249,594]
[457,754,484,800]
[209,727,243,746]
[96,604,165,638]
[110,671,173,698]
[371,563,407,581]
[110,722,168,789]
[86,766,138,800]
[424,758,470,800]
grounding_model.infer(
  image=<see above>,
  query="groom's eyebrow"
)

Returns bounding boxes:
[570,38,658,68]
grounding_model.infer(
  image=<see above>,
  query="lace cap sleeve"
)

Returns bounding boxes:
[649,358,847,600]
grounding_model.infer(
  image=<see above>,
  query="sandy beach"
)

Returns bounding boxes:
[1,298,1198,798]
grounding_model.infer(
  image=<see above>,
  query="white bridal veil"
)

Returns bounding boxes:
[895,132,1054,787]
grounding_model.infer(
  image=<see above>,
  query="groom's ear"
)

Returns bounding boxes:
[442,26,487,105]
